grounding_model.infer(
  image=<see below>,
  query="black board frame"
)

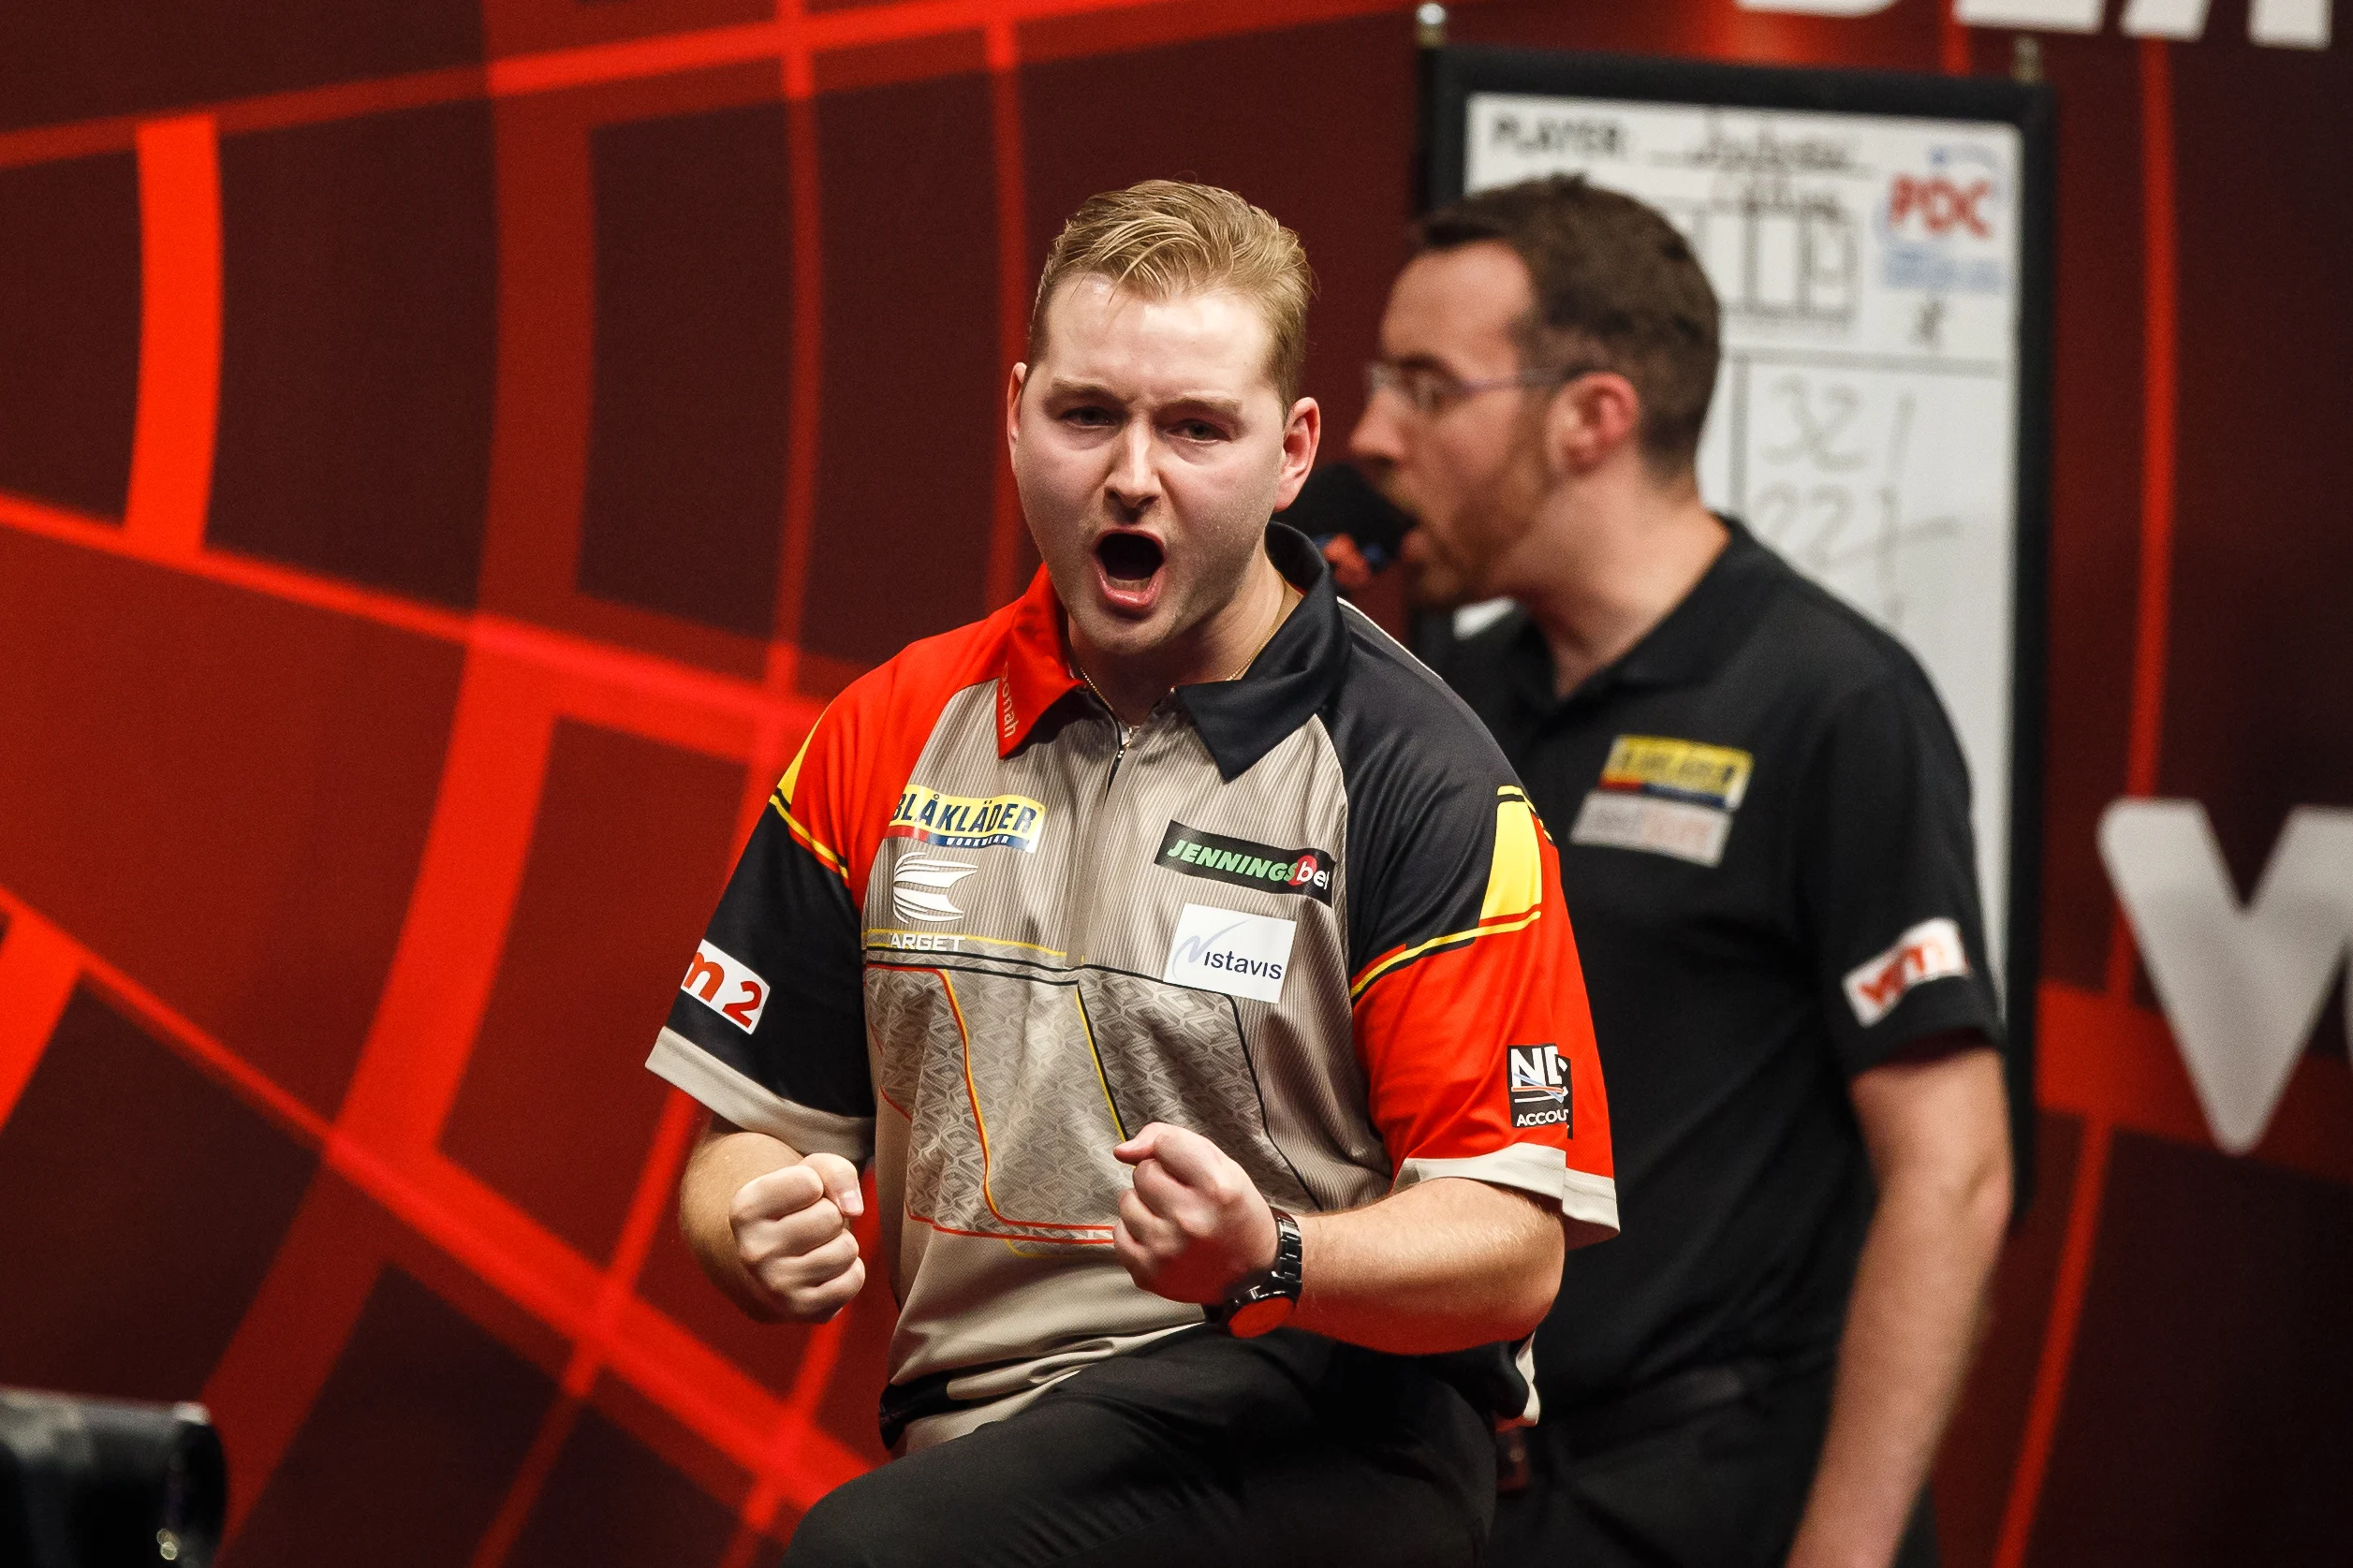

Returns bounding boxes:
[1420,44,2056,1208]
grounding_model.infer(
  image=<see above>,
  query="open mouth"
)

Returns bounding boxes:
[1093,531,1167,612]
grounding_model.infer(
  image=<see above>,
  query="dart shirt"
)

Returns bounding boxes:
[647,525,1616,1448]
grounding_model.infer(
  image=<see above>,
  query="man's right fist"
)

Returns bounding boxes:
[728,1151,867,1322]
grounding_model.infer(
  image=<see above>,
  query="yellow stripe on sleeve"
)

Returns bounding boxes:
[776,712,825,807]
[771,791,848,881]
[1481,787,1543,921]
[1346,787,1550,1003]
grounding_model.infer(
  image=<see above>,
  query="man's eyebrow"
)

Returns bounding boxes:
[1039,381,1248,420]
[1040,378,1125,403]
[1161,394,1247,420]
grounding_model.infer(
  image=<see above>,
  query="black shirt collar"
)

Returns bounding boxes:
[1176,522,1349,781]
[1502,515,1782,714]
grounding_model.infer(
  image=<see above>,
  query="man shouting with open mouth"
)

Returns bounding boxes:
[651,178,1618,1568]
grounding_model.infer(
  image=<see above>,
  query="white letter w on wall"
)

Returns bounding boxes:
[2099,801,2353,1153]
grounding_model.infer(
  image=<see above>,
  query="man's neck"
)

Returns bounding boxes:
[1512,474,1727,700]
[1072,554,1297,726]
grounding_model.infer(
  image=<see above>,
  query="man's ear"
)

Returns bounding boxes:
[1005,362,1029,453]
[1544,372,1641,477]
[1271,396,1323,512]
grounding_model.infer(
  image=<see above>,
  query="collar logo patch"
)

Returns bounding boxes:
[1571,735,1754,868]
[1597,735,1753,811]
[892,854,978,925]
[885,784,1045,853]
[1155,821,1334,905]
[1507,1044,1569,1131]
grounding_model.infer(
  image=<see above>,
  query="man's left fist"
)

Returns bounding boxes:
[1111,1122,1278,1305]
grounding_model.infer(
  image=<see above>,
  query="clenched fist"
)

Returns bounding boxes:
[1112,1123,1278,1305]
[729,1151,868,1322]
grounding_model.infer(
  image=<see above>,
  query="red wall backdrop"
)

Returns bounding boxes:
[0,2,2346,1563]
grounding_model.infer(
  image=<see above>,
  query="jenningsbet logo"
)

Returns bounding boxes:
[1156,821,1335,905]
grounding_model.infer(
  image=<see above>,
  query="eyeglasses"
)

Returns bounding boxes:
[1362,360,1603,419]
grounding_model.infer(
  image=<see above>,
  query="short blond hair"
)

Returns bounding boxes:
[1028,180,1316,405]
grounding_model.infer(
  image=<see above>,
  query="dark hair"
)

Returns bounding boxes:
[1416,174,1719,476]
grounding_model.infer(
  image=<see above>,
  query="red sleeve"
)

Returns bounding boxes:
[645,608,1018,1150]
[776,612,1017,896]
[1350,792,1617,1235]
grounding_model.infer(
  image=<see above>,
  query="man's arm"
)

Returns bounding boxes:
[1113,1122,1565,1354]
[1785,1039,2011,1568]
[679,1118,869,1323]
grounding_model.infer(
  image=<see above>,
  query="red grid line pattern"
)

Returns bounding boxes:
[0,877,871,1514]
[124,114,221,558]
[467,1089,706,1568]
[7,1,2339,1557]
[470,1400,588,1568]
[2,7,855,1527]
[728,22,864,1539]
[0,488,811,755]
[0,908,81,1129]
[0,0,1444,173]
[1993,35,2184,1568]
[0,1,1360,1544]
[0,0,1199,1543]
[983,16,1033,613]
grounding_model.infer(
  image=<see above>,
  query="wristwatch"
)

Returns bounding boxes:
[1207,1209,1302,1338]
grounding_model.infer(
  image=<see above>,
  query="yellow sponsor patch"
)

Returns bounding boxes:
[1598,735,1754,812]
[884,784,1047,853]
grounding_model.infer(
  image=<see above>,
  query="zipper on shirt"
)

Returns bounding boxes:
[1104,714,1137,792]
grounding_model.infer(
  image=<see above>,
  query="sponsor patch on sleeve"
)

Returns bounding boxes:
[1154,821,1334,904]
[1507,1044,1571,1132]
[1842,917,1969,1027]
[1163,903,1297,1004]
[680,941,770,1034]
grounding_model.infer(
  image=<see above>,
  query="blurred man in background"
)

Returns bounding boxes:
[1337,174,2011,1568]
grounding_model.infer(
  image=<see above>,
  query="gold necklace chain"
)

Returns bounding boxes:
[1078,580,1299,730]
[1222,579,1300,681]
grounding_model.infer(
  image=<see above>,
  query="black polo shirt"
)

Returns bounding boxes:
[1432,518,2002,1409]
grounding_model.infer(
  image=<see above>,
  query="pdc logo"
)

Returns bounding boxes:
[1507,1044,1570,1132]
[1887,172,1993,239]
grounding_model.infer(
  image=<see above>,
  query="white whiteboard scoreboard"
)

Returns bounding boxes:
[1425,49,2053,1162]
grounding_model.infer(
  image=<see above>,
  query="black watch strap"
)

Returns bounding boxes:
[1207,1209,1302,1337]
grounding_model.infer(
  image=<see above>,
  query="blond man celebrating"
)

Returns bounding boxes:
[652,181,1618,1567]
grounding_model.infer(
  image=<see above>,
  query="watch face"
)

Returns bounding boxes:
[1227,1295,1296,1339]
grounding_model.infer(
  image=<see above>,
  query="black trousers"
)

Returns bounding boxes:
[1486,1363,1939,1568]
[783,1327,1496,1568]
